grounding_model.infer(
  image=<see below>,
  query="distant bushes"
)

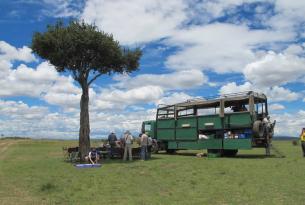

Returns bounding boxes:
[0,136,30,140]
[292,140,299,146]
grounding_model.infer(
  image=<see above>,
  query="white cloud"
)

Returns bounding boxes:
[267,0,305,33]
[96,86,163,108]
[114,69,207,90]
[157,92,194,106]
[244,50,305,87]
[0,41,82,110]
[219,82,300,102]
[267,86,300,102]
[0,100,78,139]
[0,62,64,97]
[284,44,304,55]
[42,75,81,109]
[82,0,188,45]
[190,0,269,22]
[90,109,155,136]
[165,23,293,73]
[0,100,48,120]
[273,110,305,137]
[0,41,36,63]
[269,103,285,111]
[40,0,83,18]
[219,82,253,95]
[0,60,11,75]
[0,99,155,139]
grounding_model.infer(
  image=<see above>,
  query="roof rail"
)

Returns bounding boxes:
[156,91,265,108]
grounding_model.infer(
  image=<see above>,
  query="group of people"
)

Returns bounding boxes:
[108,130,153,161]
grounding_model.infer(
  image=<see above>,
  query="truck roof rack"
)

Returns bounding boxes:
[157,91,266,109]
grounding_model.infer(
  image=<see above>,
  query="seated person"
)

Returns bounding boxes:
[231,104,247,112]
[85,149,100,164]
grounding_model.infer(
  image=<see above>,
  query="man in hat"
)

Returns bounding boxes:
[123,131,133,161]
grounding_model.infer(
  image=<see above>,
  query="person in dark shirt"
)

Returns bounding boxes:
[85,148,100,164]
[108,131,117,158]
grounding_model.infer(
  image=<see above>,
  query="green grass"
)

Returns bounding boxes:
[0,139,304,205]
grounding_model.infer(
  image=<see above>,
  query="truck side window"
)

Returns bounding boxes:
[178,108,194,117]
[256,103,265,114]
[145,124,151,131]
[197,107,219,116]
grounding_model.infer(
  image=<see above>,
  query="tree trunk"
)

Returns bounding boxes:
[79,82,90,161]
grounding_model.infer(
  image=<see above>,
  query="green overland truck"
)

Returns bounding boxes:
[142,91,275,157]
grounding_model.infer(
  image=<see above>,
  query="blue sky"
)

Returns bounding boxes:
[0,0,305,139]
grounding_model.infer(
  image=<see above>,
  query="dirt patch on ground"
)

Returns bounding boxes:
[0,140,47,205]
[0,140,18,160]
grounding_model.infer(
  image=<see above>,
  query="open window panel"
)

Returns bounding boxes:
[255,101,267,120]
[197,101,220,116]
[224,99,250,113]
[176,106,195,117]
[157,105,175,119]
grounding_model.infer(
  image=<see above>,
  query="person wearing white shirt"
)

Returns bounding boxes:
[123,131,133,161]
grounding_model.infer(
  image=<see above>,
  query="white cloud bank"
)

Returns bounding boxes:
[2,0,305,138]
[0,41,36,63]
[244,49,305,87]
[82,0,188,45]
[114,69,207,90]
[219,82,300,102]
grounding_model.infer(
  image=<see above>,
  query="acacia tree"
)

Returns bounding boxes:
[32,21,142,160]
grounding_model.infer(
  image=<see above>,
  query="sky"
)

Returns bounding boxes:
[0,0,305,139]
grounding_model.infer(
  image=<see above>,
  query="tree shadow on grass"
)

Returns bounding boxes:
[99,156,162,164]
[232,154,285,159]
[156,152,286,159]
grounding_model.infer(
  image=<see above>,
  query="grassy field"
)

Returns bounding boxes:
[0,139,304,205]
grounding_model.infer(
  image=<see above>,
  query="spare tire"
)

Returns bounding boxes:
[253,120,264,137]
[151,141,159,154]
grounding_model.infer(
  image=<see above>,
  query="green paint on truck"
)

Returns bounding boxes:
[142,91,275,157]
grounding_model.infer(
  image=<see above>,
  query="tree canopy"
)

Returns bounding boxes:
[32,20,142,86]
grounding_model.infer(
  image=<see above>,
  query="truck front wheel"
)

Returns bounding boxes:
[151,141,159,154]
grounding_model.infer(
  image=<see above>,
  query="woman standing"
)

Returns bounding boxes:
[300,128,305,157]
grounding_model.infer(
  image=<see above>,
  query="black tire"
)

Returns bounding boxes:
[151,142,159,154]
[253,120,264,137]
[223,149,238,157]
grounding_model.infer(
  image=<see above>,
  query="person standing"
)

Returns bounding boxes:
[147,135,153,159]
[140,132,149,160]
[300,128,305,157]
[108,131,117,158]
[123,131,133,161]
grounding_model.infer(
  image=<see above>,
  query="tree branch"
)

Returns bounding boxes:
[72,70,79,81]
[88,73,103,85]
